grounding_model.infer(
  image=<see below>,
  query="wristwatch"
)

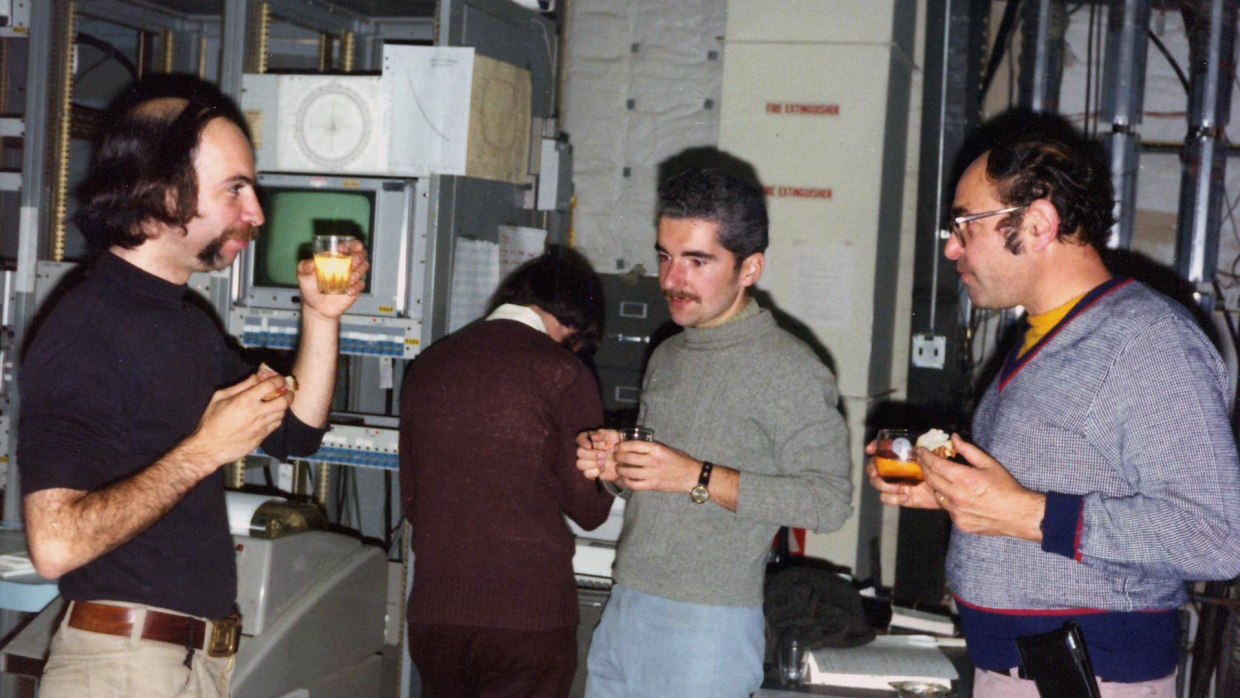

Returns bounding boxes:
[690,461,714,504]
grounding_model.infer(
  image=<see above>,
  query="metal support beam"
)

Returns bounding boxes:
[47,1,76,263]
[372,18,435,43]
[316,32,332,71]
[75,0,201,33]
[197,33,209,78]
[1174,0,1237,288]
[341,30,355,72]
[900,0,990,607]
[262,0,367,37]
[169,28,204,76]
[1100,0,1151,250]
[219,0,249,102]
[1018,0,1067,113]
[7,0,60,525]
[244,1,270,75]
[157,28,175,73]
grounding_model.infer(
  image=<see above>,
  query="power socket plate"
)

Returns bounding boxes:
[912,334,946,370]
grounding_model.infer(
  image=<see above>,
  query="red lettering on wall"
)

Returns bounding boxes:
[761,185,833,200]
[767,103,840,116]
[775,186,832,199]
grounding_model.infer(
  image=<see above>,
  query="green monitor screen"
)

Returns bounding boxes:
[253,188,374,291]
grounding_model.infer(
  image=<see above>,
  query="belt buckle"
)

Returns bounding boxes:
[207,613,241,658]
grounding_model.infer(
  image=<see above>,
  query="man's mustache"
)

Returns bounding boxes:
[231,225,260,241]
[664,291,699,303]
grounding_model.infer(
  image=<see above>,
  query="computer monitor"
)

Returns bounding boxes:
[240,173,417,318]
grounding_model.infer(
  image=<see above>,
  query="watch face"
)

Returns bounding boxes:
[690,484,710,504]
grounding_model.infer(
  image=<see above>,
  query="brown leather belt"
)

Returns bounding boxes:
[68,601,241,657]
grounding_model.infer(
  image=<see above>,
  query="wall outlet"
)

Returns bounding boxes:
[912,334,946,370]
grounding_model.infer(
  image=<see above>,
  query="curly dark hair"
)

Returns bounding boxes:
[490,248,605,353]
[656,168,768,266]
[73,97,246,252]
[984,138,1115,254]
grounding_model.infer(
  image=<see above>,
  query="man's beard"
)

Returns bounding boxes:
[197,224,257,267]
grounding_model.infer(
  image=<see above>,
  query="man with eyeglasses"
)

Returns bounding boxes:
[868,134,1240,697]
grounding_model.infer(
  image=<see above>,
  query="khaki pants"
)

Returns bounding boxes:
[39,601,234,698]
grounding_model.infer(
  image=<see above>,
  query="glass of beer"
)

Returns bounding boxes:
[312,235,355,294]
[875,429,923,485]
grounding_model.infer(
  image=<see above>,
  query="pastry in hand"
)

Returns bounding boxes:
[257,362,299,402]
[916,428,956,458]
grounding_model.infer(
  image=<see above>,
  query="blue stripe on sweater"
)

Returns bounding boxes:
[957,600,1179,682]
[1041,491,1085,560]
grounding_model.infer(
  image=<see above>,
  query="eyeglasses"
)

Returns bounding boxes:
[947,206,1024,245]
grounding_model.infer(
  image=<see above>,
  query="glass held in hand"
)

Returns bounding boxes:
[312,235,356,294]
[618,426,654,443]
[875,428,923,485]
[600,426,654,495]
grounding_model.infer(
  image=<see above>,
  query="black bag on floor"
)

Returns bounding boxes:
[763,563,877,664]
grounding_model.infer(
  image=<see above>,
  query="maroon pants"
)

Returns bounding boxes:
[407,622,578,698]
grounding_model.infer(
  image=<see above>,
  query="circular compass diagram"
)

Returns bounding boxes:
[293,82,372,169]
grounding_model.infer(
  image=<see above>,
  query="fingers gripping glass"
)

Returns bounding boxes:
[948,206,1024,246]
[601,427,654,496]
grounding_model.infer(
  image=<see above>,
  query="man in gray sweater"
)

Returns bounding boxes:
[576,168,853,697]
[869,134,1240,697]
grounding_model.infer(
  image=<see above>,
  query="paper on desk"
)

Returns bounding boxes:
[807,634,957,690]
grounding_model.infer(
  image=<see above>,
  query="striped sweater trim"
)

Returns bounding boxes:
[953,594,1171,616]
[998,277,1134,392]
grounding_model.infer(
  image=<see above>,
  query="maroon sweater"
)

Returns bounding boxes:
[400,318,613,631]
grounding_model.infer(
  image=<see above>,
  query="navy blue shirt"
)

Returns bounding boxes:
[17,252,326,618]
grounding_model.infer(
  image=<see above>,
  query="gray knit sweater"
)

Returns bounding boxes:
[613,307,853,607]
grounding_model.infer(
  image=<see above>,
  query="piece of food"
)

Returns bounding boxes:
[916,428,955,458]
[258,362,299,402]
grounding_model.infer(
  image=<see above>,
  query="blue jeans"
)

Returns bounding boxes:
[585,584,765,698]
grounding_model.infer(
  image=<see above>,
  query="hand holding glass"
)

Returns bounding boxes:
[600,427,653,495]
[312,235,355,294]
[875,428,923,484]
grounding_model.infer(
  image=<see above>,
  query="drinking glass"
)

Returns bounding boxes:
[618,426,654,443]
[875,428,923,485]
[312,235,355,294]
[600,427,654,495]
[778,637,809,686]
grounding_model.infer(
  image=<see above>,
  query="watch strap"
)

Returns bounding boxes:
[699,461,714,488]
